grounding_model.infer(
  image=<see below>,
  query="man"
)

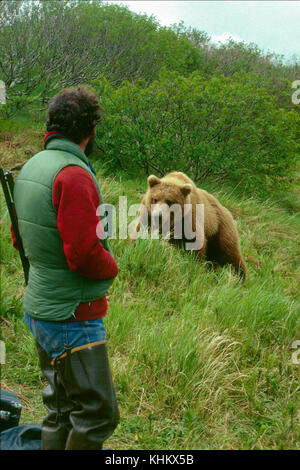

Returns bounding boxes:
[12,86,120,450]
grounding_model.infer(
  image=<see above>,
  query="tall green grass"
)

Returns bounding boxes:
[0,127,299,449]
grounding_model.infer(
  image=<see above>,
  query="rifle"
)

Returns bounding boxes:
[0,168,29,285]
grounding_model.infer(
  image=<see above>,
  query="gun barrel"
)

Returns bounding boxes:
[0,168,29,285]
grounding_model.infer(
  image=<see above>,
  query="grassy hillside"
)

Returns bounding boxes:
[0,121,299,450]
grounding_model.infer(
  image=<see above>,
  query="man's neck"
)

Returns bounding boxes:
[79,137,89,152]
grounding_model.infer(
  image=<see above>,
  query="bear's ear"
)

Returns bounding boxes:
[148,175,161,188]
[180,184,192,197]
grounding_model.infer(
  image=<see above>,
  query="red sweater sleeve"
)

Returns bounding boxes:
[52,166,118,280]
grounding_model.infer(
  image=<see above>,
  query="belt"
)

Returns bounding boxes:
[50,340,107,366]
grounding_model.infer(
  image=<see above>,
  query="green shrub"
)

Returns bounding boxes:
[95,71,300,195]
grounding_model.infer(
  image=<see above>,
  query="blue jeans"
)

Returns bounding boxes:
[24,312,106,358]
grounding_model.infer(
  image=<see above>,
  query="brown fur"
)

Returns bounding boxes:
[131,171,247,281]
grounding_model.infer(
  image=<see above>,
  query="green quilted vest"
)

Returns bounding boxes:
[14,138,115,321]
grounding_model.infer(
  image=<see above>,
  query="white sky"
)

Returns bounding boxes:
[108,1,300,61]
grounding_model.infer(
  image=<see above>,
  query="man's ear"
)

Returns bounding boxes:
[91,120,96,137]
[148,175,161,188]
[180,184,192,197]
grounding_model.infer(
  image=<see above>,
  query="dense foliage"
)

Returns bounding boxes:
[1,0,299,109]
[95,72,300,192]
[0,1,203,106]
[1,0,300,194]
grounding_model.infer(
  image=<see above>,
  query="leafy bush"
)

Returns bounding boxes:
[1,1,299,194]
[95,71,300,194]
[2,1,298,114]
[198,40,300,111]
[0,1,201,104]
[0,94,39,119]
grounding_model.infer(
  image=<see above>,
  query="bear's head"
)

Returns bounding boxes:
[146,175,192,234]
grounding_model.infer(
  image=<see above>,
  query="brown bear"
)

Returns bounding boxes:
[131,171,247,281]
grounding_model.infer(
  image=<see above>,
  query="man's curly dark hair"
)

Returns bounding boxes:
[46,86,103,144]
